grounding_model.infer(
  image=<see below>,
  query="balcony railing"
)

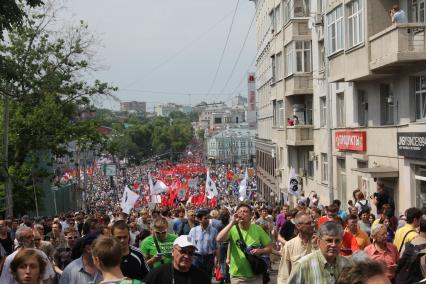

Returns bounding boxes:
[286,125,313,146]
[284,73,313,96]
[369,23,426,71]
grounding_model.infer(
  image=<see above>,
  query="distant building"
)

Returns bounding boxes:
[207,127,256,166]
[120,101,146,113]
[154,103,182,117]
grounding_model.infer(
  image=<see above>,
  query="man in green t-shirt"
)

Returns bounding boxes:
[217,203,272,284]
[140,217,178,268]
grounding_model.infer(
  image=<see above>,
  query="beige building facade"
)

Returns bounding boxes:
[252,0,426,213]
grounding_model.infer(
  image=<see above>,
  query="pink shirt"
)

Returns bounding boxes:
[364,242,399,280]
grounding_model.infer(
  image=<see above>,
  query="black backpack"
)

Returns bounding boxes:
[356,200,369,213]
[395,242,426,283]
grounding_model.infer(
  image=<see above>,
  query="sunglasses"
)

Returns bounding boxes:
[67,236,78,239]
[155,231,167,235]
[175,247,195,256]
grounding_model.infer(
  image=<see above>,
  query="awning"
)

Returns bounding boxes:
[351,166,399,178]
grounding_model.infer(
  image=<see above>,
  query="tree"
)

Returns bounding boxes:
[0,0,44,39]
[0,2,116,215]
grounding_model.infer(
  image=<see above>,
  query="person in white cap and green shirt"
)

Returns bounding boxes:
[143,235,210,284]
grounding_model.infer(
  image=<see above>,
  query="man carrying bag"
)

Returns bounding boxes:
[217,203,272,284]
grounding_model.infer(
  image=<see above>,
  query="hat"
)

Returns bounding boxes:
[173,235,198,250]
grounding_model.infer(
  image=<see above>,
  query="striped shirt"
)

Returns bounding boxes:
[288,249,352,284]
[189,224,218,255]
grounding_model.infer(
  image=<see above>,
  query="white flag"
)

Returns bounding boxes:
[239,169,248,201]
[205,169,218,199]
[149,173,168,195]
[152,180,168,195]
[120,186,140,214]
[288,167,300,196]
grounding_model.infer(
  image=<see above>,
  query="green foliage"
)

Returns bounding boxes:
[0,0,44,39]
[106,114,194,164]
[0,2,116,215]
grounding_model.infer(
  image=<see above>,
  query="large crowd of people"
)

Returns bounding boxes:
[0,141,425,284]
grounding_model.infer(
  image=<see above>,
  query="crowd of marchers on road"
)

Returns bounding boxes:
[1,142,426,283]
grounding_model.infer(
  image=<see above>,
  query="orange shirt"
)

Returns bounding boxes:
[341,231,359,256]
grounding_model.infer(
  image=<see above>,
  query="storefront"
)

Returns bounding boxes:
[398,132,426,208]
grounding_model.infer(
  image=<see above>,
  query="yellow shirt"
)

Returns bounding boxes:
[277,235,315,283]
[393,223,418,252]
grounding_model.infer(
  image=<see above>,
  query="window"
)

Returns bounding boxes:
[318,41,325,71]
[283,0,310,23]
[380,84,395,125]
[321,153,328,183]
[336,92,346,127]
[415,76,426,120]
[275,4,282,31]
[278,100,284,128]
[327,6,344,54]
[296,41,312,73]
[412,0,426,23]
[270,10,276,33]
[320,96,327,127]
[357,90,368,126]
[294,0,310,17]
[285,44,294,76]
[285,41,312,75]
[318,0,324,14]
[276,52,283,80]
[271,55,276,82]
[347,0,363,48]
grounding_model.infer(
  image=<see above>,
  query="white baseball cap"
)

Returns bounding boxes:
[173,235,198,250]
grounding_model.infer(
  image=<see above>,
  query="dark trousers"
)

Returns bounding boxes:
[193,253,215,283]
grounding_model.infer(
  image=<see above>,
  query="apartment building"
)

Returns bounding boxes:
[252,0,426,213]
[251,0,313,204]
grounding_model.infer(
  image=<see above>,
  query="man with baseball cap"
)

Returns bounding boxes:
[144,235,210,284]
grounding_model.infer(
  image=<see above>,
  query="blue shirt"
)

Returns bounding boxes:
[189,224,218,255]
[59,256,103,284]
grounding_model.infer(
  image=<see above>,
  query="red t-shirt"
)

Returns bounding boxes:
[340,231,359,256]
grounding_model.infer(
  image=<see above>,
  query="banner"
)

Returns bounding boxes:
[288,167,300,196]
[205,169,218,199]
[239,170,248,201]
[149,172,169,195]
[120,186,140,214]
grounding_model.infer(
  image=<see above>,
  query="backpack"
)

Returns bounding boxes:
[356,200,369,213]
[395,242,426,283]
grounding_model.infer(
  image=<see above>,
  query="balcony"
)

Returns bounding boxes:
[370,23,426,72]
[284,74,313,96]
[286,125,313,146]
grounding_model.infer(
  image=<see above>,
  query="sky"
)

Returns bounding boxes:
[63,0,257,111]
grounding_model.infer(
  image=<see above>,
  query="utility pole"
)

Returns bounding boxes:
[324,0,334,203]
[3,94,13,218]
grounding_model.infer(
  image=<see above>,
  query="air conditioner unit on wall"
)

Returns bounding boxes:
[314,14,324,26]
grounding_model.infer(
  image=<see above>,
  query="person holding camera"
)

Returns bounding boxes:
[217,203,272,284]
[141,217,178,269]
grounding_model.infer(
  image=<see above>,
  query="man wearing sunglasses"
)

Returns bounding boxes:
[53,228,79,275]
[141,217,178,269]
[144,235,210,284]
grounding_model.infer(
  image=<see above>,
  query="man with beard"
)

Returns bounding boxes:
[143,235,209,284]
[288,221,352,284]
